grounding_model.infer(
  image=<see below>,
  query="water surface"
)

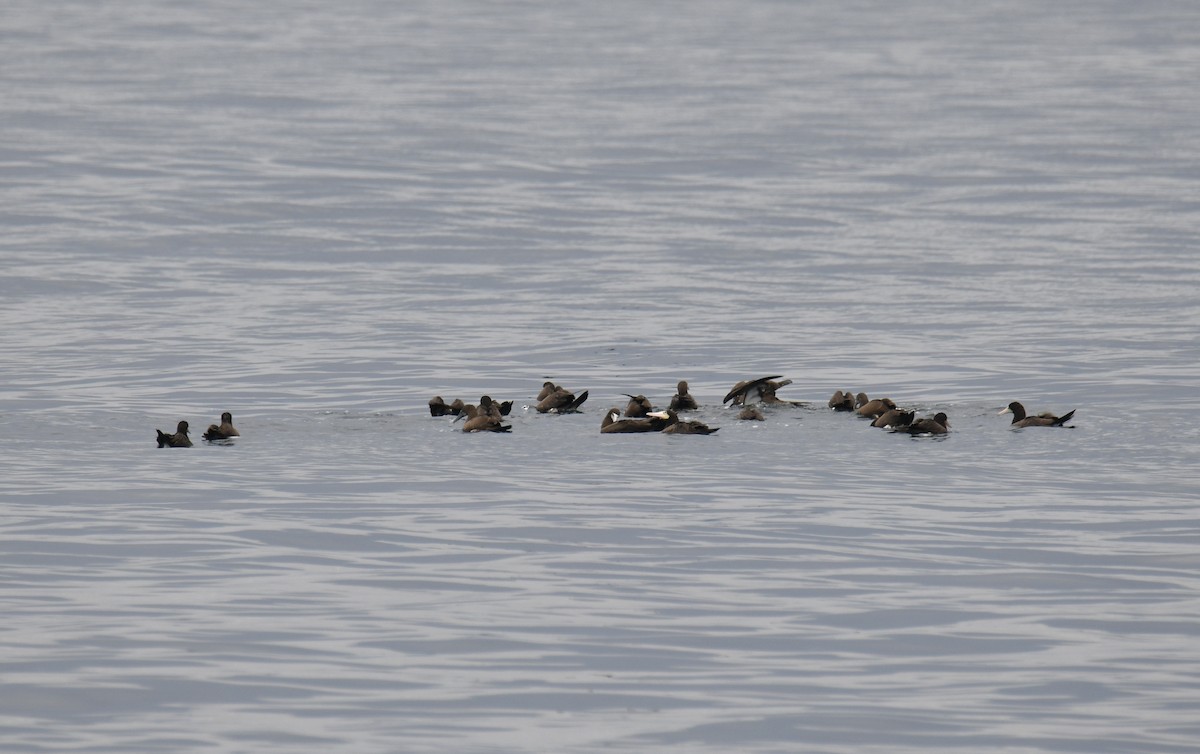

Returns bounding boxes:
[2,2,1199,752]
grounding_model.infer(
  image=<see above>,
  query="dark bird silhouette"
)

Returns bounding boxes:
[536,381,559,401]
[723,376,800,406]
[856,397,896,419]
[156,420,192,448]
[428,396,465,417]
[457,403,512,433]
[893,412,950,435]
[535,384,589,413]
[871,408,914,429]
[478,395,507,420]
[648,409,719,435]
[669,380,699,411]
[600,408,665,433]
[999,402,1076,428]
[828,390,855,411]
[202,412,239,441]
[622,394,654,418]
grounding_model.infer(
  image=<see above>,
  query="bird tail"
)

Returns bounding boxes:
[1052,410,1076,427]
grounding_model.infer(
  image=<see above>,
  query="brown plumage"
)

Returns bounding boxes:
[600,408,664,433]
[828,390,855,411]
[202,412,239,441]
[999,402,1076,428]
[894,412,950,435]
[458,403,512,433]
[622,394,654,418]
[669,380,699,411]
[723,376,800,406]
[649,410,719,435]
[429,396,465,417]
[536,385,589,413]
[478,396,506,420]
[156,420,192,448]
[871,408,914,429]
[738,406,765,421]
[856,397,896,418]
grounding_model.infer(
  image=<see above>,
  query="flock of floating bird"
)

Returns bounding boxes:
[154,377,1076,446]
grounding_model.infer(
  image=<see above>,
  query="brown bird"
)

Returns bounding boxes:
[828,390,856,411]
[871,408,914,429]
[156,420,192,448]
[478,395,506,420]
[457,403,512,433]
[669,380,699,411]
[723,375,800,406]
[536,381,559,401]
[999,402,1076,428]
[536,384,589,413]
[600,408,665,433]
[648,409,719,435]
[894,412,950,435]
[428,396,465,417]
[856,397,896,418]
[738,406,765,421]
[202,412,239,441]
[622,394,654,418]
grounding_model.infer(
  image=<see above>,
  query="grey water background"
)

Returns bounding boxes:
[3,1,1199,752]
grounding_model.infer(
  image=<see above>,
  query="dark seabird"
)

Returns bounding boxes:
[600,408,665,433]
[871,408,914,429]
[429,396,465,417]
[669,380,699,411]
[458,404,512,433]
[536,385,589,413]
[202,412,240,441]
[723,375,781,405]
[894,412,950,435]
[856,397,896,418]
[536,381,559,401]
[478,395,506,420]
[738,406,765,421]
[999,402,1076,428]
[648,409,719,435]
[723,375,800,406]
[855,392,871,409]
[828,390,855,411]
[622,394,654,418]
[156,420,192,448]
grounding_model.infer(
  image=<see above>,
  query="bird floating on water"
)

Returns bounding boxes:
[600,408,665,433]
[669,380,699,411]
[723,376,802,406]
[648,409,719,435]
[999,402,1076,428]
[535,382,589,413]
[156,420,192,448]
[202,412,239,442]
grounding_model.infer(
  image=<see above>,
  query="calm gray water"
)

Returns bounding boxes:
[3,1,1199,752]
